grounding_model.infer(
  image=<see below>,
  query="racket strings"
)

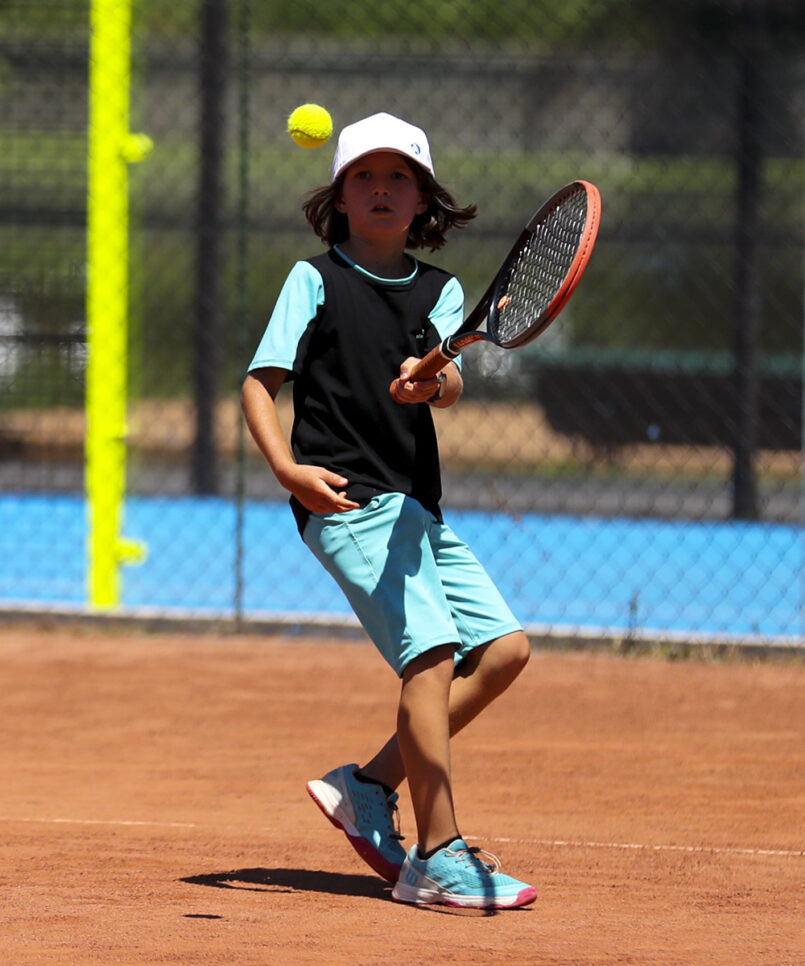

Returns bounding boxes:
[494,190,589,345]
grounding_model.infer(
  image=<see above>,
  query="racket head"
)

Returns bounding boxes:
[487,180,601,349]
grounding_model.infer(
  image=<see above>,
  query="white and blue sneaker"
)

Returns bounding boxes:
[306,763,406,883]
[392,838,537,909]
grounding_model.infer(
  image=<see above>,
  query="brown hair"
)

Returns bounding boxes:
[302,166,477,252]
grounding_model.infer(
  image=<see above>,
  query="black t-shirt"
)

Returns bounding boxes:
[251,248,461,535]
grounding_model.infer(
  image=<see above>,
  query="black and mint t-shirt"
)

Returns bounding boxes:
[248,247,464,534]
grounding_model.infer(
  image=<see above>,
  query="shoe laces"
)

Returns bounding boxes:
[351,772,406,844]
[386,792,404,842]
[452,842,501,875]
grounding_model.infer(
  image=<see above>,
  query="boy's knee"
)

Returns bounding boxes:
[502,630,531,675]
[483,630,530,681]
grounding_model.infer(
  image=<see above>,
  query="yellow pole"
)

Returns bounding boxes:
[86,0,150,608]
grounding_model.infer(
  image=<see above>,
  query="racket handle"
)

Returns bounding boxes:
[388,342,454,398]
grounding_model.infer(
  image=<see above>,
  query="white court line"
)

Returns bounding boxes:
[2,816,199,829]
[468,835,804,858]
[2,816,802,858]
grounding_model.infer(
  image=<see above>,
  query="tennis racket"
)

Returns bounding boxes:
[390,179,601,393]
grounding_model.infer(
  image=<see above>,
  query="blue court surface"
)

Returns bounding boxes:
[1,493,802,644]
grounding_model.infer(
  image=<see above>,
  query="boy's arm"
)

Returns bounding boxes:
[241,367,360,514]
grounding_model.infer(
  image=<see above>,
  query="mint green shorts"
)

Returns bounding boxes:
[302,493,522,676]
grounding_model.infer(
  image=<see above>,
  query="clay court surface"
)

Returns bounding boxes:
[2,626,803,965]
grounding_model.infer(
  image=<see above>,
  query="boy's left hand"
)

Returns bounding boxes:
[390,357,442,405]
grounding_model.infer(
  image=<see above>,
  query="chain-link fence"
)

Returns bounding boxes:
[1,0,803,644]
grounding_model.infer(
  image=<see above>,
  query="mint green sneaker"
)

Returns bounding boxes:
[306,763,406,883]
[392,838,537,909]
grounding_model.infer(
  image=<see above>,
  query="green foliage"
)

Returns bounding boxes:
[247,0,623,45]
[0,0,87,40]
[2,0,802,48]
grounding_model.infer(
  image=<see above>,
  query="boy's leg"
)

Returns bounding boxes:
[391,635,537,909]
[396,643,459,853]
[305,640,462,878]
[360,630,530,792]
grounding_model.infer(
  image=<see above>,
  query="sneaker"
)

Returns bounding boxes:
[391,838,537,909]
[306,763,406,883]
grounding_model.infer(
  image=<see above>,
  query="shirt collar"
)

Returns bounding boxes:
[333,245,418,285]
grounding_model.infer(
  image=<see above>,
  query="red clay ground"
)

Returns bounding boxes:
[1,626,803,965]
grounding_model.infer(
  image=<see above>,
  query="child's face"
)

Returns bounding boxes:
[336,151,428,246]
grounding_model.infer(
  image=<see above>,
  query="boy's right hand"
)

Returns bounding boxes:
[282,464,361,515]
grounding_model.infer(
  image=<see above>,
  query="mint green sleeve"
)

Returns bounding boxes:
[428,275,465,369]
[248,261,324,373]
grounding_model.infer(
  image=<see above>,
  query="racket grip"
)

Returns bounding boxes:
[388,342,453,398]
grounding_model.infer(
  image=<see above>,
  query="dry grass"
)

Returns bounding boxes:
[2,397,800,481]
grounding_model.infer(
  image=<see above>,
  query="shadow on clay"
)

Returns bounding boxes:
[180,867,391,900]
[180,867,527,917]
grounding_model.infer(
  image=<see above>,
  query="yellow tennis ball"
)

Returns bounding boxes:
[287,104,333,149]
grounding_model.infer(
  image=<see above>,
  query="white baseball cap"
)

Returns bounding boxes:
[331,112,434,181]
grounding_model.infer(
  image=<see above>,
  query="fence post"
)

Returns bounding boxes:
[193,0,228,495]
[86,0,150,607]
[731,0,763,520]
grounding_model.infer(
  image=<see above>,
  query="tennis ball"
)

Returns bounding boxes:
[287,104,333,149]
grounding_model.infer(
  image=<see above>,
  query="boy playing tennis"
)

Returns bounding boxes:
[242,112,536,909]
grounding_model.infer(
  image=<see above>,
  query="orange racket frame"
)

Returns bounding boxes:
[390,180,601,392]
